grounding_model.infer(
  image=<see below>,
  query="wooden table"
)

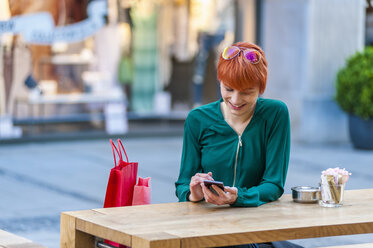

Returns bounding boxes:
[0,229,46,248]
[60,189,373,248]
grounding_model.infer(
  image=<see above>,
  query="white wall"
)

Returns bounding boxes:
[262,0,365,143]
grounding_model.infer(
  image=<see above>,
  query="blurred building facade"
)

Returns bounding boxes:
[0,0,368,144]
[262,0,365,143]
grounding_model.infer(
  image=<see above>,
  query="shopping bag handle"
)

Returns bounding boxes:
[117,139,129,163]
[110,139,120,167]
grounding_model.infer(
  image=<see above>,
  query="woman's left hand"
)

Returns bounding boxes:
[201,184,238,205]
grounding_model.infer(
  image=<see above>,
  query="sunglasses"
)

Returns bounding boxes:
[222,46,261,64]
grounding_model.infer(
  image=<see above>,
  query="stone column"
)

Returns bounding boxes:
[241,0,256,43]
[262,0,365,143]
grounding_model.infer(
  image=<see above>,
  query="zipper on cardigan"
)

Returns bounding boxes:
[232,135,242,187]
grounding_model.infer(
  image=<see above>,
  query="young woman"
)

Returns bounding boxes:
[175,42,302,248]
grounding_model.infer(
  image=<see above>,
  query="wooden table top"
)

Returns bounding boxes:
[61,189,373,248]
[0,229,46,248]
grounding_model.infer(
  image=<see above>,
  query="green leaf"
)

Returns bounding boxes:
[335,47,373,119]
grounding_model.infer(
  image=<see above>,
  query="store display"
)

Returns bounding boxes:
[0,0,241,139]
[130,2,158,113]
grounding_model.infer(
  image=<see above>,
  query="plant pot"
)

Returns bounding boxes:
[349,115,373,150]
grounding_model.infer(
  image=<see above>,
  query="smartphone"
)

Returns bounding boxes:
[203,180,225,196]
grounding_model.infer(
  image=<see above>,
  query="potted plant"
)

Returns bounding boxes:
[335,47,373,149]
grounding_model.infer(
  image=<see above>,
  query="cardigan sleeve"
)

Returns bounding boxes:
[175,112,203,202]
[231,102,291,207]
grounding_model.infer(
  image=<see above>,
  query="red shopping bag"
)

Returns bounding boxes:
[104,139,138,207]
[104,139,138,248]
[132,177,151,206]
[103,139,151,247]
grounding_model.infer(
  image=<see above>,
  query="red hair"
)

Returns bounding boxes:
[217,42,268,94]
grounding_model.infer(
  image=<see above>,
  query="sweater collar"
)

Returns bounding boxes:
[216,98,261,121]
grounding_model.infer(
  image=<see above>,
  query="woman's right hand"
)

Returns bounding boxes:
[189,172,214,202]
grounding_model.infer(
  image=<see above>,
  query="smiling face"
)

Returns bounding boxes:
[220,82,260,117]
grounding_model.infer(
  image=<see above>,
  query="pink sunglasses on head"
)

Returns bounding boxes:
[222,46,261,64]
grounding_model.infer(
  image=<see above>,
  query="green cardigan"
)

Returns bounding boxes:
[175,98,291,207]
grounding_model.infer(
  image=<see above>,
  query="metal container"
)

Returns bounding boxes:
[291,186,320,203]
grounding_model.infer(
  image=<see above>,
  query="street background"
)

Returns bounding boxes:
[0,1,372,247]
[0,136,372,248]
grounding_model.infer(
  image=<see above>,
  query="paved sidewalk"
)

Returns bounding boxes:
[0,137,372,247]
